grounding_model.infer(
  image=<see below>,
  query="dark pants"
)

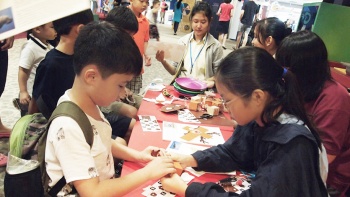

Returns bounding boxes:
[0,50,8,97]
[174,21,180,34]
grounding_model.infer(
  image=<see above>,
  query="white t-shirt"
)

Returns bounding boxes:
[45,90,115,196]
[19,34,53,96]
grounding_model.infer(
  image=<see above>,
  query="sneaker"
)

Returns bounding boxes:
[222,46,227,50]
[174,33,177,35]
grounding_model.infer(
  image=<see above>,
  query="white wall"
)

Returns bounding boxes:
[228,0,243,40]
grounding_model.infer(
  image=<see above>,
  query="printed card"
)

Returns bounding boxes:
[178,109,201,124]
[138,115,161,132]
[142,181,176,197]
[162,121,225,146]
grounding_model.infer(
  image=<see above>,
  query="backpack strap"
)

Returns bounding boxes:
[49,101,93,147]
[38,101,94,197]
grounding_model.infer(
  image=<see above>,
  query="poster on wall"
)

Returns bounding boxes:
[179,0,195,33]
[297,5,319,31]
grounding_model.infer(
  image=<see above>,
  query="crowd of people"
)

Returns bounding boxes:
[0,0,349,196]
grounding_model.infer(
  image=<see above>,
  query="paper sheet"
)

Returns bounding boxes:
[0,0,90,40]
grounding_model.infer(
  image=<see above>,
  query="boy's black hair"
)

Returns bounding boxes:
[53,9,93,36]
[105,6,138,34]
[74,21,142,78]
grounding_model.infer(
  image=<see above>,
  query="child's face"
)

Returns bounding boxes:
[130,0,149,14]
[191,12,210,39]
[37,22,57,41]
[93,72,134,107]
[216,81,261,126]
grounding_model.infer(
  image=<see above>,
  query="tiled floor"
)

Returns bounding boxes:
[0,23,236,196]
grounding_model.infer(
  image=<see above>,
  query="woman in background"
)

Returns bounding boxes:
[216,0,233,50]
[276,30,350,197]
[173,0,184,35]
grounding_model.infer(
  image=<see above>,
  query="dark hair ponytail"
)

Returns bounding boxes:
[216,47,322,149]
[176,0,182,9]
[255,17,291,47]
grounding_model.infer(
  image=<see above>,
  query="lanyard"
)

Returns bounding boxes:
[189,34,208,74]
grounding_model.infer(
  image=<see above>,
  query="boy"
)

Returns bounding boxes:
[103,6,140,119]
[45,21,175,196]
[16,22,56,116]
[29,9,93,116]
[29,9,134,144]
[128,0,151,94]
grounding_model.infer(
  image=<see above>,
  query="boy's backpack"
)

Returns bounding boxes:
[4,101,93,197]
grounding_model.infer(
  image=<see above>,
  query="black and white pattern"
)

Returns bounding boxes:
[138,115,161,132]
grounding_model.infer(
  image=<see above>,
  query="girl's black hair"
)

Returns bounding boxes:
[255,17,292,47]
[190,1,213,22]
[176,0,182,9]
[276,30,331,102]
[216,47,322,149]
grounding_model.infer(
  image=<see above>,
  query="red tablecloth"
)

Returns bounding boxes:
[121,87,234,196]
[331,67,350,88]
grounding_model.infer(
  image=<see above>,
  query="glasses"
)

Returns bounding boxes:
[222,95,243,109]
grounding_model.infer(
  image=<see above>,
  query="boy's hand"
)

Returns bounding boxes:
[143,157,176,180]
[144,55,151,66]
[161,173,187,195]
[138,146,167,163]
[19,91,31,105]
[1,36,14,51]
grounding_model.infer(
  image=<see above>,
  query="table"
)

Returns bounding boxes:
[121,86,234,196]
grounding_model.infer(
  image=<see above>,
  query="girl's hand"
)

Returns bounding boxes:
[169,152,194,169]
[161,173,187,196]
[143,157,176,180]
[155,50,165,63]
[204,80,215,88]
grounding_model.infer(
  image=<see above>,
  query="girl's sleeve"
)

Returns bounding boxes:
[192,123,255,172]
[187,136,327,197]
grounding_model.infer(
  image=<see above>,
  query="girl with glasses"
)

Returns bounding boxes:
[160,47,328,197]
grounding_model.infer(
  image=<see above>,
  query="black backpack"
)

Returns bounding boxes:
[4,101,93,197]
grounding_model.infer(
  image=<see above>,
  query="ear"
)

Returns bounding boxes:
[251,89,267,106]
[32,27,41,34]
[265,36,273,47]
[76,24,85,34]
[83,65,99,85]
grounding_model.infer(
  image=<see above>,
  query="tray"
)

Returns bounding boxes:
[175,77,207,91]
[173,82,203,95]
